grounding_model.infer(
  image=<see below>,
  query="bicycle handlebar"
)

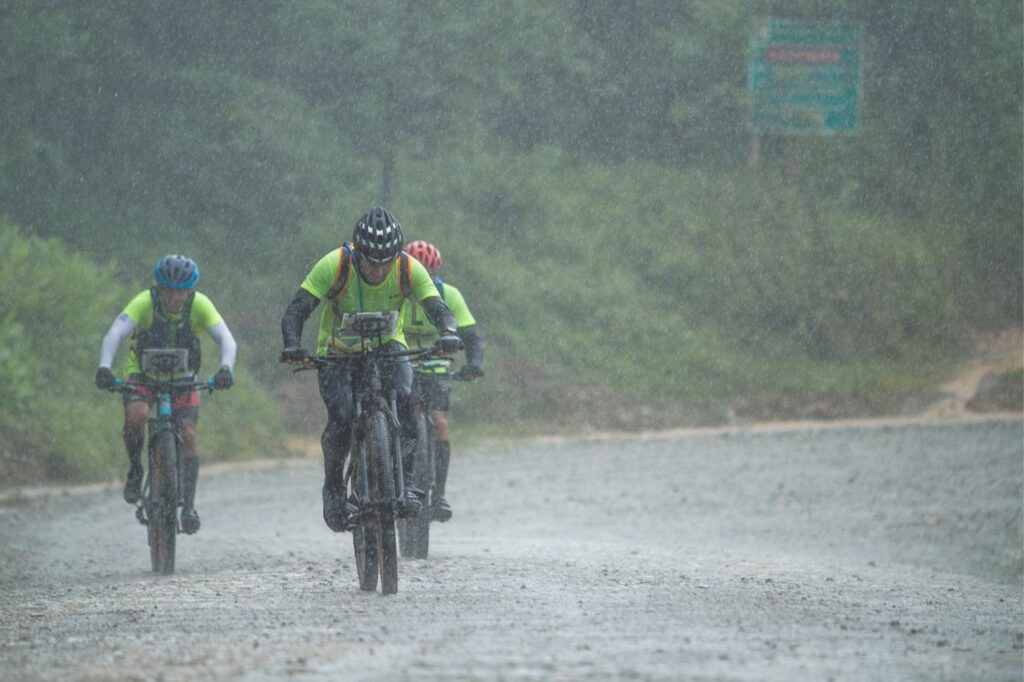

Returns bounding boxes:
[290,344,443,373]
[105,377,218,394]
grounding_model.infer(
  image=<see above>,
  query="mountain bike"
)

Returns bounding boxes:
[105,349,217,575]
[293,312,437,595]
[397,363,467,560]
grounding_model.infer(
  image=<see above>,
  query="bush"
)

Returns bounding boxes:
[398,149,965,424]
[0,222,286,483]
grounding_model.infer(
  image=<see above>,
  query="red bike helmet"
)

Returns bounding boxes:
[406,240,443,274]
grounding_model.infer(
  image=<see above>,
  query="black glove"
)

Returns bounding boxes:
[437,332,464,354]
[457,365,484,380]
[95,366,117,390]
[213,366,234,389]
[280,346,309,363]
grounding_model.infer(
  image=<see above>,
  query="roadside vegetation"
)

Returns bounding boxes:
[0,224,285,483]
[0,1,1019,480]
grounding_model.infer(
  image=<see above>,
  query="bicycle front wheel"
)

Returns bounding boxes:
[147,429,178,575]
[352,432,378,592]
[367,410,399,595]
[353,521,378,592]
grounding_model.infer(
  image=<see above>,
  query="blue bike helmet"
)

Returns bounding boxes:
[154,255,199,289]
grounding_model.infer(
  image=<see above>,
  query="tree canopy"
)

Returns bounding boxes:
[0,1,1020,457]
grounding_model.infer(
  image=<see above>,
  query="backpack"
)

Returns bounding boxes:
[326,242,412,301]
[133,287,201,372]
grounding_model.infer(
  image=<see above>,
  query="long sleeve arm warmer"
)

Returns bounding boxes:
[98,314,136,368]
[207,322,237,371]
[419,295,458,335]
[459,324,485,369]
[281,288,321,348]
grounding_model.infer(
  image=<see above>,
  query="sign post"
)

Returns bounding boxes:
[749,19,863,136]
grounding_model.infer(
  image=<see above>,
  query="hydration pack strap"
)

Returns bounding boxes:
[326,243,356,300]
[326,244,412,301]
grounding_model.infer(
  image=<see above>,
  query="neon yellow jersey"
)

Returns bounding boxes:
[301,249,440,354]
[401,279,476,350]
[122,290,224,375]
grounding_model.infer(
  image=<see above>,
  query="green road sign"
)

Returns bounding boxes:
[749,19,863,135]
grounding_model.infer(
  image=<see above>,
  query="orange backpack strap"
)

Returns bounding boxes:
[399,252,412,299]
[326,243,355,300]
[327,245,410,300]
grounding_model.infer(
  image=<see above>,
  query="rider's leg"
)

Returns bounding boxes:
[426,374,454,520]
[320,415,353,530]
[431,408,453,522]
[178,412,202,534]
[391,352,423,508]
[122,399,149,504]
[318,364,356,531]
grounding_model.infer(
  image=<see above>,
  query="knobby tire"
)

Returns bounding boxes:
[368,410,399,595]
[148,429,178,575]
[353,436,378,592]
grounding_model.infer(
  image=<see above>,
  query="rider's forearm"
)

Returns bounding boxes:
[98,313,136,368]
[281,288,320,348]
[419,295,457,335]
[459,324,484,368]
[207,322,237,371]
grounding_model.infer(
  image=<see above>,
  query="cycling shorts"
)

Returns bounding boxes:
[122,374,200,423]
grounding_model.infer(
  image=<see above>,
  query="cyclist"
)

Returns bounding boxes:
[402,239,484,522]
[94,255,237,534]
[279,207,463,533]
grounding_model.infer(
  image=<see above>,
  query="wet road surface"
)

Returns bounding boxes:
[1,419,1021,680]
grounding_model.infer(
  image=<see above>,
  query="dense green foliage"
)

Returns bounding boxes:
[403,150,966,432]
[0,2,1019,471]
[0,224,285,482]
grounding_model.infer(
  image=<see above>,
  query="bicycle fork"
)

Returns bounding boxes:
[351,395,408,516]
[353,399,372,506]
[139,394,181,530]
[387,390,408,505]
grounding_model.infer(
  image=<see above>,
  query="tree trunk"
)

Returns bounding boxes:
[380,151,396,207]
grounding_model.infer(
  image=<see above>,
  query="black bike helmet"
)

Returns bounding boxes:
[352,207,404,263]
[154,254,199,289]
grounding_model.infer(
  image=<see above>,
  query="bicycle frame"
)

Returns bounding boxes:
[293,314,437,594]
[397,364,468,559]
[409,361,469,499]
[352,353,399,514]
[143,378,207,516]
[305,345,432,522]
[108,368,214,575]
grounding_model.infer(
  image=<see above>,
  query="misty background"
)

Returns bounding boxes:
[1,1,1020,483]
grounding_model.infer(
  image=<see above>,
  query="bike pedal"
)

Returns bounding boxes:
[396,499,422,519]
[335,504,366,532]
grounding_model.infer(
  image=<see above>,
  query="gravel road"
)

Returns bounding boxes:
[1,418,1022,681]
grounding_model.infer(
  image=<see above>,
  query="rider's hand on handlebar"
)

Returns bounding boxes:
[280,346,311,365]
[456,365,484,381]
[213,365,234,389]
[436,332,464,354]
[95,366,117,390]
